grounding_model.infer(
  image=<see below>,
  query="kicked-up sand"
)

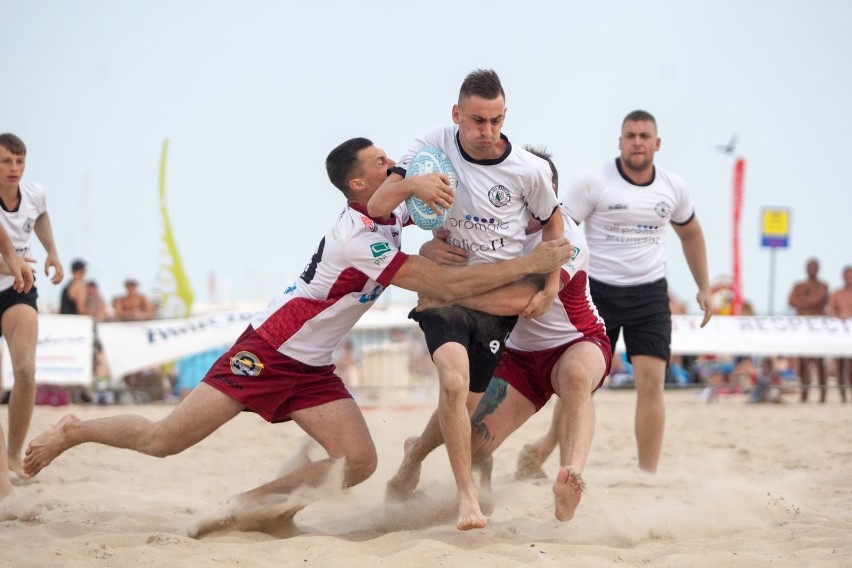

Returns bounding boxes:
[1,387,851,567]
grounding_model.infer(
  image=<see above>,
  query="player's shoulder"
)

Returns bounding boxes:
[20,180,46,197]
[653,164,688,191]
[419,125,457,148]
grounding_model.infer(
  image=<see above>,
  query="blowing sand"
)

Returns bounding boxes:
[2,388,851,567]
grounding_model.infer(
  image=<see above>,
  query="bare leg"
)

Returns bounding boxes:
[191,398,376,537]
[24,383,243,477]
[0,423,39,520]
[631,355,667,473]
[550,341,604,520]
[515,398,560,480]
[815,358,827,403]
[431,342,485,531]
[2,305,38,478]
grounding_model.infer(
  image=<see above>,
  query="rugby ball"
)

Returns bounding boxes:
[404,146,457,230]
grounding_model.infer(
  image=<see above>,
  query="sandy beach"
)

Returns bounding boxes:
[2,388,851,567]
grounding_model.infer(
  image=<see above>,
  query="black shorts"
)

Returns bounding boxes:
[0,285,39,335]
[409,306,517,393]
[589,277,671,362]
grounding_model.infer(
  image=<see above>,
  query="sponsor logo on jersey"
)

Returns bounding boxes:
[358,284,382,303]
[608,203,628,210]
[23,217,35,232]
[230,351,264,377]
[488,185,511,207]
[360,215,378,232]
[655,200,673,219]
[446,214,509,232]
[370,242,391,257]
[489,339,501,354]
[284,282,297,294]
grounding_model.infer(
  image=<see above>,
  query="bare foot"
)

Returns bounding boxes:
[23,415,81,477]
[456,490,487,531]
[553,467,585,522]
[0,492,41,521]
[385,436,422,501]
[7,455,28,481]
[515,444,547,480]
[189,496,304,538]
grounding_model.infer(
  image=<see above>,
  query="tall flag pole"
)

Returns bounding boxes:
[156,139,195,317]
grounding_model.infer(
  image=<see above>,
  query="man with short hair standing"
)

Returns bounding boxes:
[519,111,712,474]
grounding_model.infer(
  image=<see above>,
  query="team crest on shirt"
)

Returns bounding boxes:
[230,351,264,377]
[360,215,378,232]
[655,200,673,219]
[23,217,35,232]
[488,185,511,207]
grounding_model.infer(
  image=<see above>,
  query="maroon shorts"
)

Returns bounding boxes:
[494,334,612,411]
[202,326,352,423]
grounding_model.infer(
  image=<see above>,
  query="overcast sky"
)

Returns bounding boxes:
[6,0,851,316]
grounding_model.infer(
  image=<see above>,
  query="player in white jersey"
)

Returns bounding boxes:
[0,133,63,520]
[519,111,712,476]
[24,137,573,536]
[386,148,611,523]
[370,69,563,531]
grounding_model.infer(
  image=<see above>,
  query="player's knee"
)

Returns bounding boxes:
[438,372,468,400]
[344,447,378,487]
[11,361,36,384]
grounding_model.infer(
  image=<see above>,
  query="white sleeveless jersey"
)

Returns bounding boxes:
[251,202,410,367]
[564,159,694,285]
[0,181,48,292]
[398,125,559,265]
[507,206,606,351]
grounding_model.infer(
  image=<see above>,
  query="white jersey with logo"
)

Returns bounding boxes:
[565,159,694,286]
[251,202,410,367]
[0,181,47,292]
[398,125,559,265]
[507,206,606,351]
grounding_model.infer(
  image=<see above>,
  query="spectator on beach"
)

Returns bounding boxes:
[59,259,87,315]
[787,257,829,403]
[334,340,363,390]
[827,265,852,403]
[112,278,154,321]
[85,280,108,322]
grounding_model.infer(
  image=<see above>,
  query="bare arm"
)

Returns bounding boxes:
[34,211,64,285]
[390,238,572,302]
[0,226,34,293]
[521,210,564,319]
[419,229,470,267]
[672,216,712,327]
[418,278,542,316]
[367,171,454,217]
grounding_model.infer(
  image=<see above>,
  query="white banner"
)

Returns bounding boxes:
[96,310,255,386]
[670,315,852,357]
[1,314,94,389]
[10,312,852,391]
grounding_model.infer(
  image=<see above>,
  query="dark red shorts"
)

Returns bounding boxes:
[202,326,352,423]
[494,334,612,411]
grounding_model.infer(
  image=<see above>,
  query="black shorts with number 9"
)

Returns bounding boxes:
[409,305,518,393]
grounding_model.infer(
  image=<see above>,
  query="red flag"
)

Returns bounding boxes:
[731,158,745,314]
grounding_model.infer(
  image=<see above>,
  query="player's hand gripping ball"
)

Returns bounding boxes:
[404,147,457,230]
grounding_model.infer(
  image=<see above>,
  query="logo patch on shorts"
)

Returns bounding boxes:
[230,351,264,376]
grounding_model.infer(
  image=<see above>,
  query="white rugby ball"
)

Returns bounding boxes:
[404,146,457,230]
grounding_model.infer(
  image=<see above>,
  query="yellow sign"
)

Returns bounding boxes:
[762,208,789,237]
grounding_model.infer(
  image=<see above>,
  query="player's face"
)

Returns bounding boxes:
[619,120,659,173]
[453,95,506,160]
[355,146,396,193]
[0,146,26,192]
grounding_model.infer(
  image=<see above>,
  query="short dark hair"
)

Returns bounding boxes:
[622,110,656,128]
[0,133,26,156]
[524,145,558,195]
[326,137,374,198]
[459,69,505,104]
[71,259,86,272]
